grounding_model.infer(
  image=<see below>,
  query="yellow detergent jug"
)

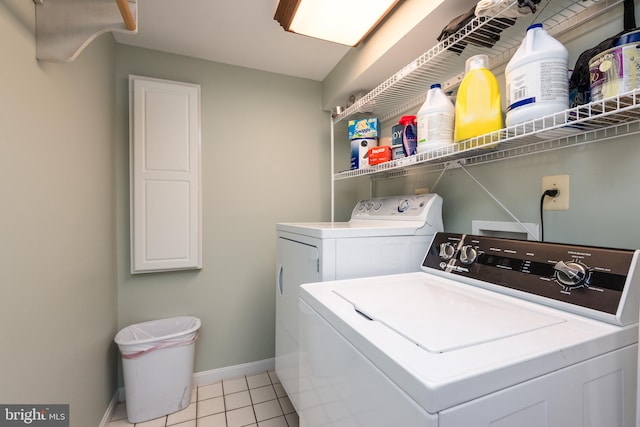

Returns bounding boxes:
[454,54,503,144]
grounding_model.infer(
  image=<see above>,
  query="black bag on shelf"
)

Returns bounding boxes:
[569,0,637,107]
[437,0,541,54]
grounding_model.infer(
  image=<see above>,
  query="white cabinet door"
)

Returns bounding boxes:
[129,75,202,273]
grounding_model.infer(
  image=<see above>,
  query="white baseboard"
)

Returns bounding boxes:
[192,357,275,386]
[102,357,277,423]
[98,390,120,427]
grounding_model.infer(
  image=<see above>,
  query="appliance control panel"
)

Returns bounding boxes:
[422,233,639,322]
[350,194,441,221]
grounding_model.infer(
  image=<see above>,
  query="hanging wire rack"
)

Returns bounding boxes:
[333,0,635,181]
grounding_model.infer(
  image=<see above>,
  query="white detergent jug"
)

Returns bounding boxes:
[417,83,455,153]
[505,23,569,126]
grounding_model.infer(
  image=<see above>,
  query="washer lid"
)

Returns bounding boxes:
[334,277,566,353]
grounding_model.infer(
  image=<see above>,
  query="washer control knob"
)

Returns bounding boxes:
[439,242,456,260]
[459,245,478,265]
[397,199,411,213]
[554,261,588,288]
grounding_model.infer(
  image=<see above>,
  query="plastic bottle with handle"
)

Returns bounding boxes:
[454,54,503,144]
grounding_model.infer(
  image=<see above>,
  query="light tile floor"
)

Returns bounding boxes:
[108,371,299,427]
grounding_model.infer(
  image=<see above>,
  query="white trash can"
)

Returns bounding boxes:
[115,316,201,423]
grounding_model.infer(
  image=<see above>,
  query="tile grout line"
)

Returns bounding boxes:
[271,375,289,427]
[244,375,253,427]
[268,372,291,427]
[268,373,290,427]
[247,375,258,427]
[249,372,284,427]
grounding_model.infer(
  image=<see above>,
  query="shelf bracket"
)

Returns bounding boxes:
[444,159,466,170]
[457,163,539,241]
[34,0,138,63]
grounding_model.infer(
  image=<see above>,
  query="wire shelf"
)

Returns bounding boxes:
[333,0,622,124]
[332,0,635,182]
[335,90,640,180]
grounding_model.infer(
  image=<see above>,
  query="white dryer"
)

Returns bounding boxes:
[275,194,443,412]
[300,233,640,427]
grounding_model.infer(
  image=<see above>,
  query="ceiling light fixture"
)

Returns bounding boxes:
[274,0,400,47]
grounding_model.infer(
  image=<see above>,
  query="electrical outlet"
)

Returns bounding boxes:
[541,175,569,210]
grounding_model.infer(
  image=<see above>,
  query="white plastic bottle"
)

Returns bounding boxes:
[417,84,455,153]
[505,23,569,126]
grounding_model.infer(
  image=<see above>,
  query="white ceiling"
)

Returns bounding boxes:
[112,0,481,110]
[113,0,352,82]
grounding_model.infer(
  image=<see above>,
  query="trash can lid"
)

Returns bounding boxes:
[115,316,201,346]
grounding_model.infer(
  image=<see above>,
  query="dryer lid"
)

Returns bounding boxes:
[334,275,566,353]
[276,220,431,238]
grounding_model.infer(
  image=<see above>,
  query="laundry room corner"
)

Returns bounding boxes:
[113,44,336,380]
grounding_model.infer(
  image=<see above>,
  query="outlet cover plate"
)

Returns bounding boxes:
[542,174,569,210]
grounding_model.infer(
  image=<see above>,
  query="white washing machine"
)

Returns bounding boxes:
[275,194,443,412]
[299,232,640,427]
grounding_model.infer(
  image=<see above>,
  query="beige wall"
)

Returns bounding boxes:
[115,46,331,374]
[0,1,118,426]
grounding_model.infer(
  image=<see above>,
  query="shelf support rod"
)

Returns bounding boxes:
[34,0,138,62]
[457,163,539,241]
[330,113,335,222]
[115,0,137,31]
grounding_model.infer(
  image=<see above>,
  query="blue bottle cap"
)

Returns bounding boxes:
[527,23,543,31]
[613,29,640,47]
[430,83,442,89]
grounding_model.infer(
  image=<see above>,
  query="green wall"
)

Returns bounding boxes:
[115,45,330,375]
[370,137,640,249]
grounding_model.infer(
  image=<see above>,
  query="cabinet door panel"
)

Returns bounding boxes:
[130,75,201,273]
